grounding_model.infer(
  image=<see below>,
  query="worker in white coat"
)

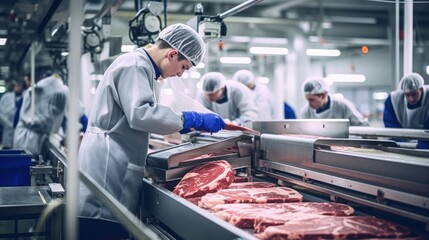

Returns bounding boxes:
[13,72,68,156]
[77,23,225,239]
[0,80,24,149]
[383,73,429,149]
[300,78,368,126]
[232,69,274,119]
[196,72,257,125]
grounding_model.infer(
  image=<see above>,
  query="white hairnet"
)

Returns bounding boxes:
[302,78,329,94]
[399,73,424,93]
[157,23,205,66]
[233,69,255,86]
[201,72,226,93]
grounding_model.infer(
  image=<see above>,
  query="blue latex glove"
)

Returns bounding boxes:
[181,111,225,133]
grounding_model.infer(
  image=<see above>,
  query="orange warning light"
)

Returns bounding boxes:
[361,45,369,54]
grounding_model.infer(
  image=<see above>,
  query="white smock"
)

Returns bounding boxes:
[196,81,257,125]
[13,76,68,155]
[252,84,274,119]
[0,92,16,148]
[300,95,368,126]
[77,48,183,222]
[390,85,429,128]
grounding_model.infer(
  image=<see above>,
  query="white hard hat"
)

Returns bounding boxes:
[157,23,205,66]
[201,72,226,93]
[302,78,329,94]
[233,69,255,85]
[399,73,424,93]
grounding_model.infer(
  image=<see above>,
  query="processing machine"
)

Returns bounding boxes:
[141,120,429,240]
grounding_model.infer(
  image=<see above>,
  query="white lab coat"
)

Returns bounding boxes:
[252,84,274,119]
[300,95,368,126]
[196,81,257,125]
[78,48,183,222]
[13,76,68,155]
[390,85,429,128]
[0,92,16,148]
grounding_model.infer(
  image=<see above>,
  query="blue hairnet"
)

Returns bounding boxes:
[201,72,226,93]
[302,78,329,94]
[157,23,205,66]
[233,69,255,85]
[399,73,424,93]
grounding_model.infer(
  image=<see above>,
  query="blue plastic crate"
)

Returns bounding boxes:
[0,149,32,186]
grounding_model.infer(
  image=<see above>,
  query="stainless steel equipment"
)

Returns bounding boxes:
[145,133,253,182]
[141,120,429,240]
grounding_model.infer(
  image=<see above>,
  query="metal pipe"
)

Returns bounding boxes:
[403,0,413,75]
[65,0,84,239]
[218,0,263,20]
[395,0,400,86]
[30,44,35,124]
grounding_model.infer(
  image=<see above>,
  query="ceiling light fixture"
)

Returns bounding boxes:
[426,65,429,75]
[220,57,251,64]
[0,38,7,45]
[306,49,341,57]
[250,47,289,55]
[373,92,388,100]
[326,74,366,83]
[121,45,135,52]
[257,76,270,84]
[196,62,205,69]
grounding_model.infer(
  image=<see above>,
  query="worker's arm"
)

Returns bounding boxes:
[383,95,402,128]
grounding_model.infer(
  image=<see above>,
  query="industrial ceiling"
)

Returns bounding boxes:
[0,0,428,83]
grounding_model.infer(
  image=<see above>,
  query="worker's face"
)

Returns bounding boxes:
[305,93,326,109]
[405,88,423,106]
[205,88,224,102]
[161,49,192,79]
[14,84,23,95]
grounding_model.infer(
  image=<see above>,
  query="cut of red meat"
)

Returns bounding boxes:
[173,160,234,198]
[255,215,412,240]
[253,202,355,233]
[211,202,354,230]
[227,182,277,189]
[198,187,303,209]
[233,176,250,183]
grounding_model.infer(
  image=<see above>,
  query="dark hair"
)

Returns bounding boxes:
[155,39,187,62]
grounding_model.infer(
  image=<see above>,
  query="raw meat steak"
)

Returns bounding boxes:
[253,202,355,232]
[255,215,412,240]
[227,182,277,189]
[173,160,234,198]
[233,176,250,183]
[198,187,303,209]
[212,202,354,230]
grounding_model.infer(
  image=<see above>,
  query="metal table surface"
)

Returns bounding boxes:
[0,186,51,216]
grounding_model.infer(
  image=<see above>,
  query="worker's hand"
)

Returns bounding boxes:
[182,111,225,133]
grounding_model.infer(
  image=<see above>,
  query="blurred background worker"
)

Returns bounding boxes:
[383,73,429,149]
[0,80,24,149]
[300,78,369,126]
[13,69,68,157]
[233,69,274,120]
[77,23,224,240]
[284,102,297,119]
[197,72,257,126]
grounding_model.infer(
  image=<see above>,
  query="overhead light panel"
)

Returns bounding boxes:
[373,92,388,100]
[196,62,205,69]
[0,38,7,45]
[306,49,341,57]
[250,47,289,55]
[326,74,366,83]
[257,76,270,84]
[121,45,135,52]
[220,57,251,64]
[426,65,429,75]
[61,51,69,56]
